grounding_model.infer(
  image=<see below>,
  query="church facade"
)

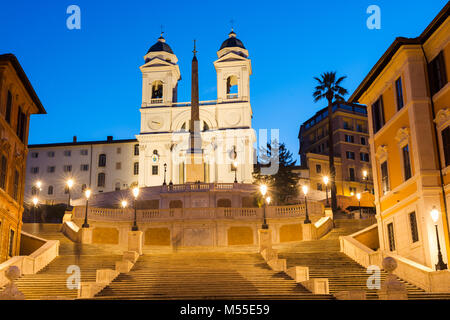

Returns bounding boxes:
[25,31,256,204]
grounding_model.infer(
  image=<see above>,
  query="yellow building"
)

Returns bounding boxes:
[0,54,45,262]
[350,3,450,270]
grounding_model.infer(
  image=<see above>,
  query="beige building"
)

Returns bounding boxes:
[298,102,373,197]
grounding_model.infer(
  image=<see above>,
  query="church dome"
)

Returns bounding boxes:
[219,30,246,50]
[147,35,174,54]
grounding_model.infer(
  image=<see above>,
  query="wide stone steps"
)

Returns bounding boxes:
[278,219,450,300]
[15,254,120,299]
[94,253,333,300]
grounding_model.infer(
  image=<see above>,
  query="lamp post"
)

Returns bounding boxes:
[132,187,139,231]
[430,207,448,270]
[356,193,362,219]
[163,163,167,186]
[363,170,368,191]
[233,161,238,183]
[303,185,311,224]
[323,176,329,207]
[82,189,91,228]
[260,184,269,229]
[32,197,39,223]
[66,179,74,208]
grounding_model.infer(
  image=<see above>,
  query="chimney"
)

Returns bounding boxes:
[73,136,77,143]
[107,136,113,142]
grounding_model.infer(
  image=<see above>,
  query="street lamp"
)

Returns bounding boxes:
[323,176,329,207]
[32,197,39,223]
[233,161,238,183]
[356,193,362,219]
[363,170,368,191]
[303,185,311,224]
[132,187,139,231]
[430,207,448,270]
[66,179,74,207]
[163,163,167,186]
[260,184,269,229]
[82,189,91,228]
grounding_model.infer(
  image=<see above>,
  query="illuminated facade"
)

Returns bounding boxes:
[298,102,373,197]
[350,4,450,270]
[0,54,45,262]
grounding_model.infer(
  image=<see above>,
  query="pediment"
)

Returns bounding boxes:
[215,52,248,63]
[141,57,174,68]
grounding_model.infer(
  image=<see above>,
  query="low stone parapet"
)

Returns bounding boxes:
[300,278,329,295]
[335,290,367,300]
[286,266,309,283]
[267,258,286,272]
[115,259,134,273]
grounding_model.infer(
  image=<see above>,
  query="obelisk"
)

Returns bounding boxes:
[185,40,205,183]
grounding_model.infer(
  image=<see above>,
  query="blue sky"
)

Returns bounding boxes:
[0,0,447,163]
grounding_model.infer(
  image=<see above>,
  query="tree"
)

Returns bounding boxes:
[253,141,299,205]
[313,71,348,212]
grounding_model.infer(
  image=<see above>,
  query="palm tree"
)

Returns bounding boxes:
[313,72,348,212]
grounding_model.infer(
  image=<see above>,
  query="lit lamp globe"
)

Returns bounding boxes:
[36,181,42,189]
[302,185,308,195]
[356,193,361,201]
[266,196,271,205]
[121,200,128,208]
[363,170,368,178]
[323,176,329,185]
[32,197,38,206]
[132,187,140,199]
[67,179,74,188]
[260,185,267,197]
[431,207,440,224]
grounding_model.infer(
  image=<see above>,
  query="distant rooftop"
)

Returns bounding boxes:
[300,102,367,133]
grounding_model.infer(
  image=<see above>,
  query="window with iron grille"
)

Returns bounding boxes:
[0,155,7,190]
[441,126,450,167]
[395,77,404,110]
[402,145,412,181]
[409,212,419,243]
[387,223,395,251]
[381,161,390,194]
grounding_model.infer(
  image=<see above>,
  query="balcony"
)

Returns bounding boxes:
[151,98,163,104]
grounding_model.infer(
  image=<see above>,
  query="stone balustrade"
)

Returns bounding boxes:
[73,202,324,223]
[340,224,450,293]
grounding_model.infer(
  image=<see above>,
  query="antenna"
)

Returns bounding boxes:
[160,24,164,37]
[193,39,197,55]
[230,19,235,31]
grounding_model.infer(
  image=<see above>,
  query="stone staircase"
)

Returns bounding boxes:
[94,252,333,300]
[278,219,450,300]
[13,224,122,299]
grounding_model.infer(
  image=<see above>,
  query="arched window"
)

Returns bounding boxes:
[98,154,106,167]
[151,80,163,99]
[226,75,238,99]
[31,186,38,195]
[134,144,139,156]
[97,173,106,187]
[115,182,121,191]
[48,185,54,195]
